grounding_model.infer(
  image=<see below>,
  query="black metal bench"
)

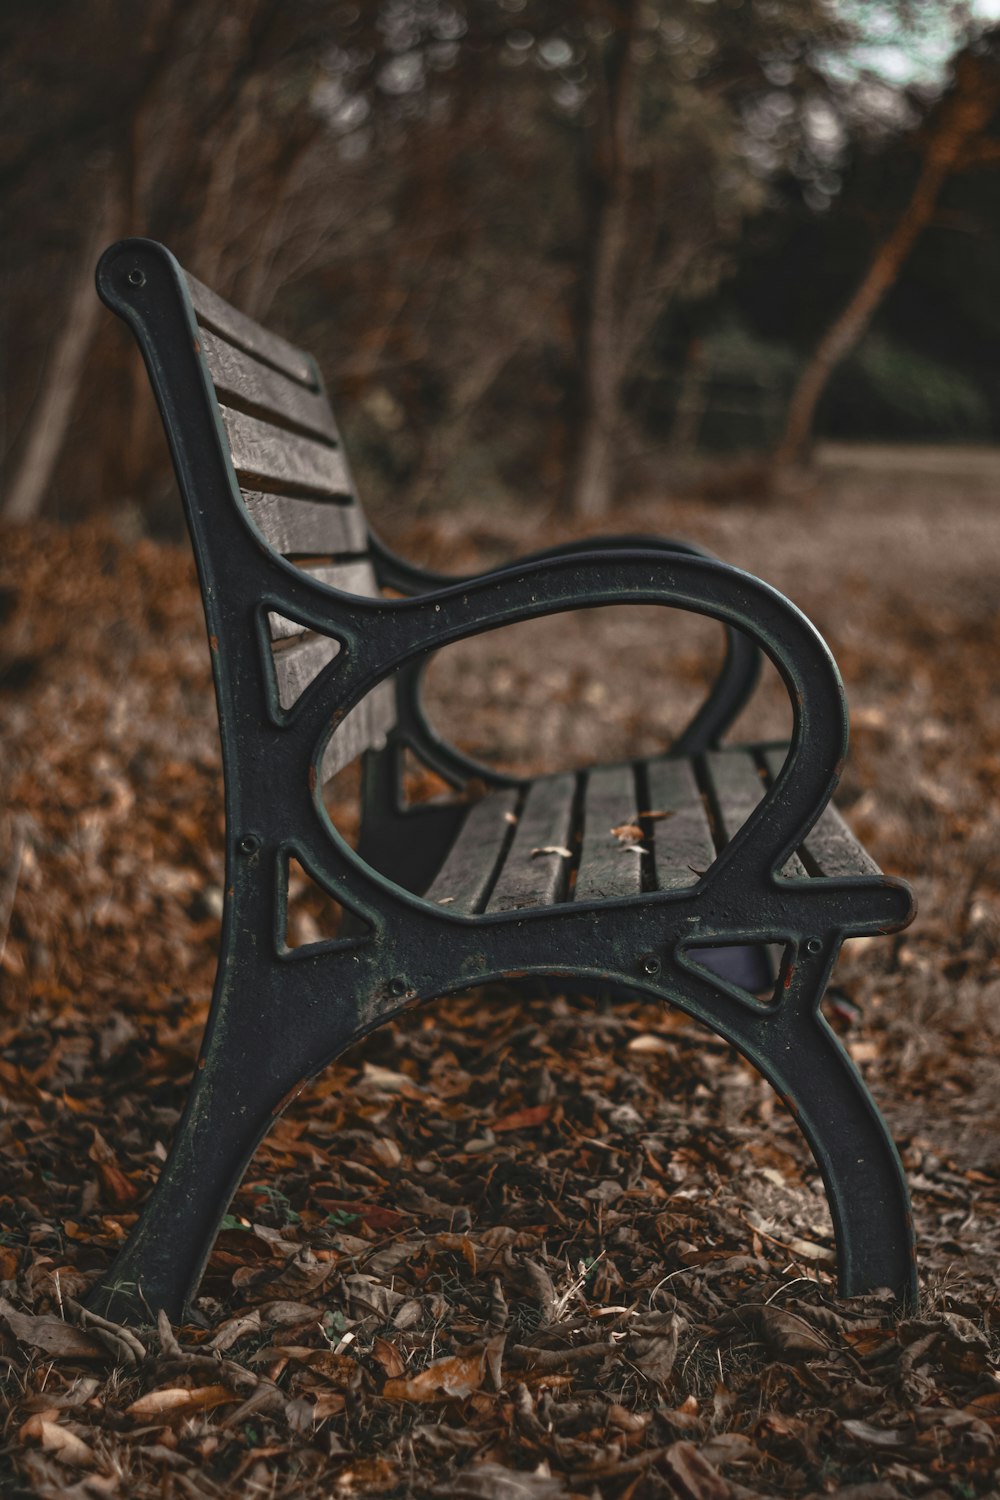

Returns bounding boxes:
[86,239,917,1325]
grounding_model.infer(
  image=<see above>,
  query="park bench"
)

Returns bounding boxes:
[86,238,917,1326]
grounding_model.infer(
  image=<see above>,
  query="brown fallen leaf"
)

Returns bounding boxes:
[125,1383,236,1420]
[372,1336,406,1379]
[21,1414,95,1467]
[493,1103,552,1132]
[662,1440,732,1500]
[383,1352,484,1402]
[611,821,643,843]
[0,1299,105,1360]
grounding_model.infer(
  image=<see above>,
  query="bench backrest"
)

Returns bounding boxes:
[179,262,395,777]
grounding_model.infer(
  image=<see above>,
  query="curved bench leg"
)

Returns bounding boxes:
[87,976,372,1326]
[669,944,917,1306]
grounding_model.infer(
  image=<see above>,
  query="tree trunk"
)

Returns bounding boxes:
[3,180,118,523]
[566,0,640,519]
[773,55,1000,473]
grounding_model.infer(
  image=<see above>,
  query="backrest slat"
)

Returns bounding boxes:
[242,493,368,556]
[268,561,379,641]
[320,684,396,780]
[186,273,315,385]
[178,255,397,758]
[221,406,350,497]
[201,328,339,445]
[274,633,341,711]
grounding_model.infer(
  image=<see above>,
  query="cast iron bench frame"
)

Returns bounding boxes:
[87,239,917,1325]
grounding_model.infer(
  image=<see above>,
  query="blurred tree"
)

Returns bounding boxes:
[1,0,964,526]
[773,34,1000,471]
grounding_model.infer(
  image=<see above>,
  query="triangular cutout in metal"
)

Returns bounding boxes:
[283,852,373,951]
[684,940,790,1006]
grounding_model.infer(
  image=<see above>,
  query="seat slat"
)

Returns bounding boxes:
[706,750,808,879]
[243,492,368,557]
[268,561,379,641]
[574,765,642,903]
[186,273,315,386]
[645,758,715,891]
[222,406,350,496]
[487,775,577,913]
[762,749,881,878]
[423,790,521,915]
[201,328,339,444]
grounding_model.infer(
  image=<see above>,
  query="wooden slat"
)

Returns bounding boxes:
[186,273,315,386]
[762,749,881,878]
[574,765,643,903]
[221,406,350,496]
[200,328,338,444]
[268,561,378,641]
[645,758,716,891]
[243,492,368,557]
[706,750,808,879]
[319,683,395,780]
[274,632,342,710]
[487,775,577,913]
[423,790,521,915]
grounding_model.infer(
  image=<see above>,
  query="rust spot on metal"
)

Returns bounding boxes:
[783,964,794,990]
[197,1057,206,1071]
[193,337,201,354]
[833,756,846,778]
[209,634,219,652]
[308,765,318,793]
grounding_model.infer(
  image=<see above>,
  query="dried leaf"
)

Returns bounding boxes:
[0,1299,105,1361]
[383,1352,484,1402]
[20,1415,95,1467]
[125,1383,235,1420]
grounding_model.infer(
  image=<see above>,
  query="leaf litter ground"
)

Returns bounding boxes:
[1,469,1000,1498]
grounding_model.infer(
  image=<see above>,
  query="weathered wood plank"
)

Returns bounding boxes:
[645,758,716,891]
[273,631,395,771]
[268,561,379,641]
[487,774,577,913]
[318,682,396,781]
[762,749,881,878]
[200,328,338,444]
[242,492,368,557]
[274,632,341,711]
[186,273,315,386]
[706,749,808,879]
[574,764,643,903]
[423,790,521,915]
[221,406,350,496]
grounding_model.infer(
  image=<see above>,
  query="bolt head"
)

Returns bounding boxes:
[127,268,145,287]
[640,953,661,976]
[388,976,408,996]
[806,937,822,955]
[238,834,260,855]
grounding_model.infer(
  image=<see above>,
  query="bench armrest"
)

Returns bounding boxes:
[369,532,760,761]
[282,547,851,887]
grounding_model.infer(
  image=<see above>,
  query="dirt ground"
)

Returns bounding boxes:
[1,465,1000,1498]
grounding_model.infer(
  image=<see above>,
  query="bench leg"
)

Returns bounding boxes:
[86,979,372,1326]
[668,945,917,1306]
